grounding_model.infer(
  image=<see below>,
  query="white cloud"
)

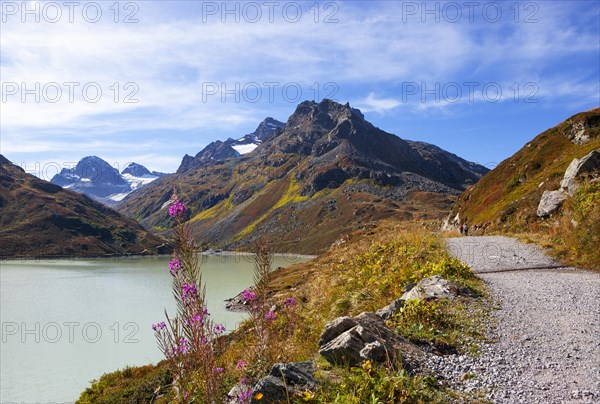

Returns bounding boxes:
[1,0,597,172]
[355,93,401,115]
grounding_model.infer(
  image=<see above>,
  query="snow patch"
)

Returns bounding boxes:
[108,193,129,202]
[122,173,159,190]
[232,144,258,155]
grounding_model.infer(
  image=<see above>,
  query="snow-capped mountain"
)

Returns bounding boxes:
[177,117,285,173]
[225,117,286,155]
[50,156,167,206]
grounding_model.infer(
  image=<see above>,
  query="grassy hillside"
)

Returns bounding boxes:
[79,220,488,403]
[446,108,600,269]
[0,155,169,258]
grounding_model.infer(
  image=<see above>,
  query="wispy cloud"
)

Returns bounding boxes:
[1,0,598,172]
[355,93,401,115]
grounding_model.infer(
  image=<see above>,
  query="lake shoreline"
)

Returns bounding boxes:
[0,250,317,262]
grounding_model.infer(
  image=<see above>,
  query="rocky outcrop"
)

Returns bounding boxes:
[318,311,424,370]
[249,362,318,403]
[565,115,600,145]
[537,149,600,217]
[376,276,466,320]
[375,298,406,321]
[401,275,467,301]
[559,149,600,195]
[224,290,251,312]
[318,276,469,370]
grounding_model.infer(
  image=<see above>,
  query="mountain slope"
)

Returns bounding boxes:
[118,99,488,254]
[445,107,600,267]
[50,156,165,205]
[176,117,285,173]
[0,155,169,258]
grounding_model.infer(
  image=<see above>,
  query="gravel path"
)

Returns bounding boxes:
[428,236,600,403]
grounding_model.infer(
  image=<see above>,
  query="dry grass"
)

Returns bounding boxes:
[220,219,487,401]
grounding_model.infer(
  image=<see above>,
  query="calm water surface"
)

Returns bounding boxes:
[0,254,309,403]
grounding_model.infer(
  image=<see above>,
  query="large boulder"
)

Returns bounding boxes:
[560,150,600,195]
[537,149,600,217]
[400,275,465,301]
[317,316,357,346]
[319,324,380,366]
[537,190,568,217]
[250,362,318,403]
[318,312,424,370]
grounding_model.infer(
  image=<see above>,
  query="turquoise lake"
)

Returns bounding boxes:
[0,254,310,402]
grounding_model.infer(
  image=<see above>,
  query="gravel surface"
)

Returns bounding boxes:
[426,236,600,403]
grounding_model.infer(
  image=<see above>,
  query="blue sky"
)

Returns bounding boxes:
[1,0,598,178]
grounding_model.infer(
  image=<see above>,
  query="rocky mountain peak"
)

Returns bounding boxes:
[122,162,152,177]
[177,117,286,174]
[253,117,286,141]
[50,156,164,204]
[286,99,365,134]
[72,156,126,185]
[117,99,490,253]
[197,141,240,161]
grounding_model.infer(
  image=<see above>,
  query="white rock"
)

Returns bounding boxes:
[537,190,568,217]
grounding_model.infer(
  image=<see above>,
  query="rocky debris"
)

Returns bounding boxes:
[537,190,568,217]
[566,116,600,145]
[568,120,591,144]
[318,312,424,370]
[560,149,600,195]
[319,323,386,366]
[400,275,465,301]
[249,362,318,403]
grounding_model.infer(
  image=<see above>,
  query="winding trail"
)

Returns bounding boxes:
[442,236,600,403]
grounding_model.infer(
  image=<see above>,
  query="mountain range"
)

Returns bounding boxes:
[0,155,169,258]
[50,157,167,206]
[116,99,489,253]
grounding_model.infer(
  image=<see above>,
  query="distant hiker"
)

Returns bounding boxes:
[464,223,469,236]
[459,224,464,235]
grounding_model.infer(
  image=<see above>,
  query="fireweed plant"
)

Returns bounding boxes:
[153,200,226,401]
[249,239,276,368]
[221,240,277,401]
[153,202,301,402]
